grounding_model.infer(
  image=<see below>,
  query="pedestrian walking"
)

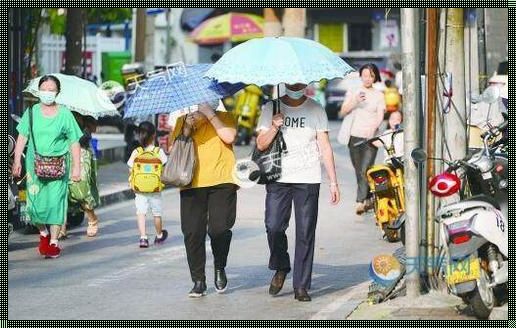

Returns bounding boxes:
[339,63,386,215]
[256,83,340,302]
[12,75,83,259]
[127,121,169,248]
[169,100,238,298]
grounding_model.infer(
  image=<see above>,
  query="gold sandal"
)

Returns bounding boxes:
[57,231,68,241]
[87,221,98,237]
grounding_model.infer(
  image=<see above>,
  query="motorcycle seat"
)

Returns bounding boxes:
[465,195,501,210]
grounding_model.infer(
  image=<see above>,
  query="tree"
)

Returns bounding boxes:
[86,8,132,24]
[64,8,84,76]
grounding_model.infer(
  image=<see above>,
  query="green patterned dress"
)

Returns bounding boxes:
[16,104,83,225]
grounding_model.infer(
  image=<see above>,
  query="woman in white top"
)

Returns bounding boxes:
[340,63,386,215]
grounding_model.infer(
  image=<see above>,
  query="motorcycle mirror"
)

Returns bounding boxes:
[8,135,15,155]
[481,86,501,104]
[411,148,428,163]
[470,93,481,104]
[10,114,21,123]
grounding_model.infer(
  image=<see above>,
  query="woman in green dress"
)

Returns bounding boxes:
[12,75,83,259]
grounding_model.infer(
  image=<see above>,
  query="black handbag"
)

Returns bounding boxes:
[249,99,287,185]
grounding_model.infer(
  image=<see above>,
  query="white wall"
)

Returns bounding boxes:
[38,34,126,82]
[152,8,199,66]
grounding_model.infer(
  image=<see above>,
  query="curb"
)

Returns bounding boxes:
[98,185,177,208]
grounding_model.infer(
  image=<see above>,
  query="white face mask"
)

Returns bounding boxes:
[39,91,57,105]
[285,88,305,100]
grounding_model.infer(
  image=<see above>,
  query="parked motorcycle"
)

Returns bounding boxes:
[411,119,508,320]
[233,85,263,146]
[355,128,405,242]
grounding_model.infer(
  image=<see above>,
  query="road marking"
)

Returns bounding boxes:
[310,281,370,320]
[86,243,211,287]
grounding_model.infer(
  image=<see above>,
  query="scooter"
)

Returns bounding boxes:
[233,85,263,146]
[411,120,508,320]
[355,128,405,242]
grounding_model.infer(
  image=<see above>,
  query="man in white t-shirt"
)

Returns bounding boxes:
[256,83,340,302]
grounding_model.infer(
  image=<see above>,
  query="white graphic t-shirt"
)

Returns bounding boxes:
[257,97,329,184]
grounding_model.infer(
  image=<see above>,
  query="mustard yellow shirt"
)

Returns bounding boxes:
[171,112,237,189]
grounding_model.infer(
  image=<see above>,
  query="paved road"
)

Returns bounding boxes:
[8,121,401,319]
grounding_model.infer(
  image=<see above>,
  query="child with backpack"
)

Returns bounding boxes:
[127,121,169,248]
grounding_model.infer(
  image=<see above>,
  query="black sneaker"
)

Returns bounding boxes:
[139,238,149,248]
[214,269,228,293]
[154,230,168,245]
[188,281,207,298]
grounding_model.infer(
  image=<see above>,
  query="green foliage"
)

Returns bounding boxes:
[86,8,132,24]
[46,9,66,35]
[46,8,132,35]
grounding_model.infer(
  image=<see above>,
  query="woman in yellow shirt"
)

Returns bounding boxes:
[170,101,237,298]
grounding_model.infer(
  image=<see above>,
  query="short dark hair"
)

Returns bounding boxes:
[138,121,156,147]
[38,75,61,93]
[359,63,382,83]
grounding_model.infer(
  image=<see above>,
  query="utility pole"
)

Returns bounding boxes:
[401,8,421,299]
[425,8,439,286]
[477,8,488,91]
[134,8,146,62]
[263,8,282,37]
[282,8,306,37]
[165,8,171,64]
[444,9,467,161]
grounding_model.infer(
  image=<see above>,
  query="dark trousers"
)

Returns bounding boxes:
[180,183,237,282]
[349,136,378,203]
[265,183,320,289]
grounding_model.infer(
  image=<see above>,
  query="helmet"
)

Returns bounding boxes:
[99,81,126,110]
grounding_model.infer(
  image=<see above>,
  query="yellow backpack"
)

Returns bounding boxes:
[130,147,164,193]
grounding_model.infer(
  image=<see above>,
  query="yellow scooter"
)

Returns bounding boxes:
[357,128,405,242]
[233,85,263,146]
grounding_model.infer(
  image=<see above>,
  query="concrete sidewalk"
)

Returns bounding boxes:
[97,161,137,207]
[346,286,508,320]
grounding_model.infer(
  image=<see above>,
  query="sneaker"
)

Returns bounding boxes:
[139,238,149,248]
[355,202,366,215]
[45,244,61,259]
[214,269,228,293]
[188,281,207,298]
[154,229,168,245]
[38,234,50,256]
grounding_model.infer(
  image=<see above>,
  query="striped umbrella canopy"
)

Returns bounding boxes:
[190,13,264,45]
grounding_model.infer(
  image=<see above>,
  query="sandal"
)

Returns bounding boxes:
[57,231,68,241]
[86,221,98,237]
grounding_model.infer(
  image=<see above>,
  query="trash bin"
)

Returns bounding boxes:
[101,51,132,85]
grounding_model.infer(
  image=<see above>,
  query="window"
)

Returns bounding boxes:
[348,23,372,51]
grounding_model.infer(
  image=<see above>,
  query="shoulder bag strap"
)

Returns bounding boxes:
[29,106,38,154]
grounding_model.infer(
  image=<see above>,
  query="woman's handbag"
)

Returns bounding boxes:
[29,106,66,179]
[337,109,356,146]
[162,116,196,187]
[249,99,287,185]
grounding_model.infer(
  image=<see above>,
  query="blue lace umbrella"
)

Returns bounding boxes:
[205,37,355,86]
